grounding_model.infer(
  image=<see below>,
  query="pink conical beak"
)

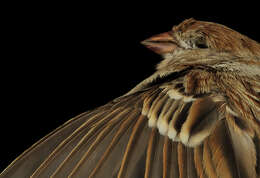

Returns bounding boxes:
[141,31,178,55]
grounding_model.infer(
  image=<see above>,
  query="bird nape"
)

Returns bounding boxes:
[1,18,260,178]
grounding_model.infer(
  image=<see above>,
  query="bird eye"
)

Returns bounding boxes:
[195,37,208,49]
[196,43,208,49]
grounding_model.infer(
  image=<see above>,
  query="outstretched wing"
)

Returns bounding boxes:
[1,67,260,178]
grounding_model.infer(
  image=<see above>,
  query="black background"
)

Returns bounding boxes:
[1,2,260,172]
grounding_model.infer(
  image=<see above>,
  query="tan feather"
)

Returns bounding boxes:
[66,108,132,177]
[147,91,166,127]
[31,110,116,177]
[179,97,217,146]
[0,111,98,178]
[149,132,164,178]
[169,142,179,178]
[162,136,170,178]
[87,110,140,178]
[144,128,157,178]
[177,143,187,178]
[226,114,257,178]
[202,139,218,178]
[205,120,239,178]
[194,145,206,178]
[117,115,147,178]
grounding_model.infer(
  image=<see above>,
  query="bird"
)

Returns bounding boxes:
[1,18,260,178]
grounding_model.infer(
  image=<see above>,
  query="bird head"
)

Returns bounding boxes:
[142,18,260,57]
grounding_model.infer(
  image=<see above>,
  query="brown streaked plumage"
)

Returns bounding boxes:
[1,18,260,178]
[142,18,260,57]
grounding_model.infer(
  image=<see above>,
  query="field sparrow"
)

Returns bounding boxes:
[1,18,260,178]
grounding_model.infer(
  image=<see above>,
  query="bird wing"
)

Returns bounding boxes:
[1,67,260,178]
